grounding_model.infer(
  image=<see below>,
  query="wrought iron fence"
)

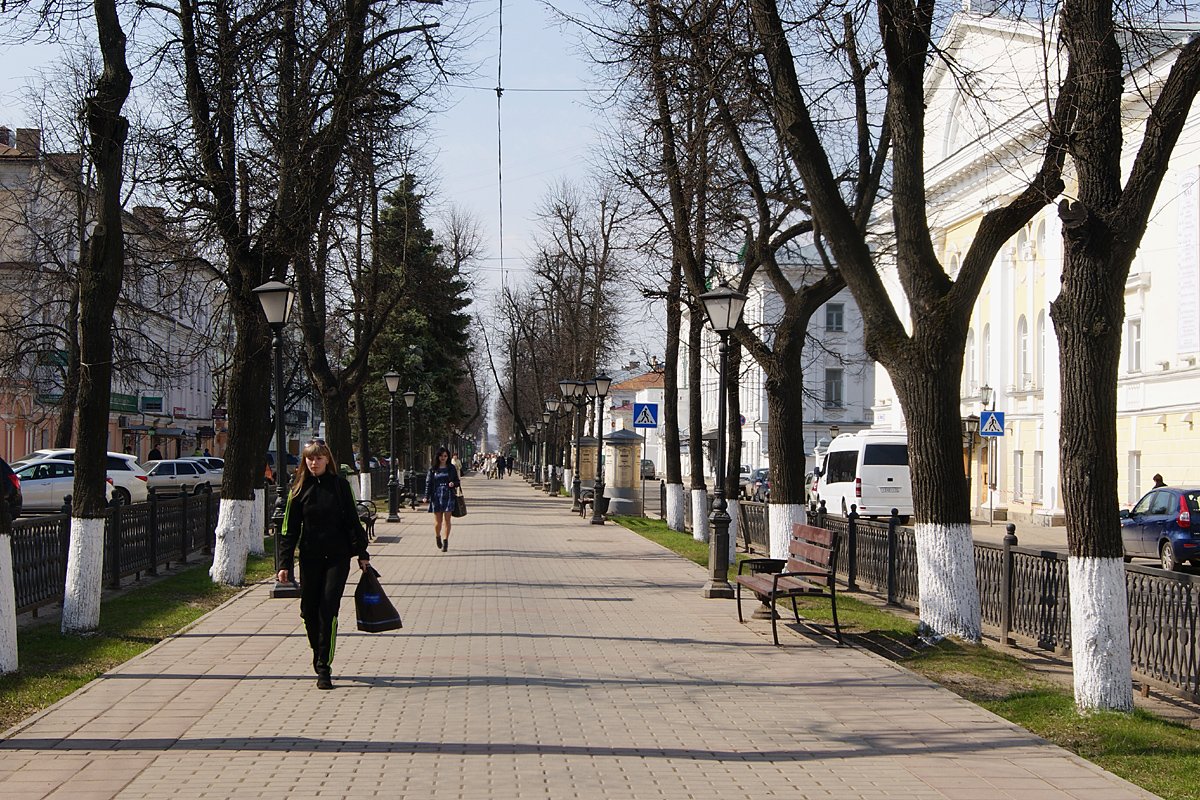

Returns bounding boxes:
[812,505,1200,700]
[9,492,222,616]
[737,501,770,552]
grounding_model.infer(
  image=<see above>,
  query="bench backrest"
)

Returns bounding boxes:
[787,523,837,578]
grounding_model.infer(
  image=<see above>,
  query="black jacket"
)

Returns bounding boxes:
[278,471,369,574]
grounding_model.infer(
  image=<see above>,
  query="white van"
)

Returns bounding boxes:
[814,431,912,521]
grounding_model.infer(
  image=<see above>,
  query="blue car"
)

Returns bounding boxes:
[1120,487,1200,571]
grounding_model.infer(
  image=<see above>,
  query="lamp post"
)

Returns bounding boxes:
[542,407,554,494]
[699,283,748,598]
[383,370,401,522]
[981,384,996,526]
[403,390,416,506]
[562,380,586,511]
[254,279,300,600]
[546,397,561,495]
[587,374,612,524]
[829,424,840,440]
[962,413,980,519]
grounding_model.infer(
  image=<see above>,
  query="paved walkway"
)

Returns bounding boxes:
[0,476,1157,799]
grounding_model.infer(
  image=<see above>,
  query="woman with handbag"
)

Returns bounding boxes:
[276,440,371,690]
[423,446,459,551]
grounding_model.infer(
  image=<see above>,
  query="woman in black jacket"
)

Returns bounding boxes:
[423,446,459,551]
[276,440,370,689]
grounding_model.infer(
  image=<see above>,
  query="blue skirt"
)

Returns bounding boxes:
[428,484,455,513]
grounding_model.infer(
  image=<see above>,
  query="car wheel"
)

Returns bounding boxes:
[1160,541,1179,571]
[111,487,131,506]
[195,483,212,495]
[1123,554,1133,563]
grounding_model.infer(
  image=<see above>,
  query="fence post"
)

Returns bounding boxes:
[178,492,190,570]
[885,507,898,605]
[107,503,123,589]
[147,491,159,575]
[1000,522,1017,646]
[659,480,666,520]
[58,498,71,594]
[846,504,858,592]
[816,499,827,528]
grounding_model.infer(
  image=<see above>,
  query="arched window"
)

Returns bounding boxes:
[965,328,976,394]
[1036,311,1046,388]
[1017,316,1030,387]
[981,324,991,388]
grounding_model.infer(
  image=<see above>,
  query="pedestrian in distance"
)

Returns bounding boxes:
[276,439,371,690]
[422,446,460,552]
[496,454,507,479]
[1153,473,1167,488]
[147,445,162,461]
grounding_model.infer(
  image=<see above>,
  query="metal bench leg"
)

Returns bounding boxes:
[791,596,801,625]
[771,598,780,646]
[830,589,843,645]
[736,583,744,623]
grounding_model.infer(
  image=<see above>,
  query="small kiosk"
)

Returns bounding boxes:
[601,428,645,516]
[574,436,599,488]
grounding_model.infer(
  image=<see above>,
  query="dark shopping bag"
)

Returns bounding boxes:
[355,566,402,632]
[452,490,467,518]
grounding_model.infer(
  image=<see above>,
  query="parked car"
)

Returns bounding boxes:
[640,459,656,479]
[814,431,912,521]
[1120,487,1200,571]
[753,471,771,503]
[183,456,224,477]
[745,467,769,500]
[14,448,149,505]
[12,459,114,512]
[144,459,215,496]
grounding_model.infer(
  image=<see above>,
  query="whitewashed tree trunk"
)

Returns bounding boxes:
[247,488,266,556]
[1069,556,1134,712]
[913,522,981,642]
[62,517,105,633]
[769,503,805,561]
[358,472,371,504]
[210,498,254,586]
[726,498,740,564]
[666,483,686,531]
[690,488,709,542]
[0,534,18,673]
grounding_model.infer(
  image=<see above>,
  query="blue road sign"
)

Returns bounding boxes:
[980,410,1005,437]
[633,403,659,428]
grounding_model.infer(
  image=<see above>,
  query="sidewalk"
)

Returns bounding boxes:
[0,475,1157,799]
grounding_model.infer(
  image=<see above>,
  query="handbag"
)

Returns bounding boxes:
[452,488,467,518]
[354,566,402,632]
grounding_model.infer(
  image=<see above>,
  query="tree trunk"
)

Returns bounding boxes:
[1052,231,1132,711]
[53,286,81,449]
[0,494,16,673]
[63,0,132,633]
[212,289,273,586]
[664,256,685,531]
[764,353,810,561]
[892,360,981,643]
[688,308,708,542]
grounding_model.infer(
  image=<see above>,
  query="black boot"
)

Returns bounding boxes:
[316,666,333,690]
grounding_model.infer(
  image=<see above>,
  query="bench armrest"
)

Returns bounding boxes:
[738,558,787,575]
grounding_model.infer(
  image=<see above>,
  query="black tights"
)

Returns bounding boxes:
[299,555,351,673]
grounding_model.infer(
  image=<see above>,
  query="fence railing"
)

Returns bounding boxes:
[10,492,222,616]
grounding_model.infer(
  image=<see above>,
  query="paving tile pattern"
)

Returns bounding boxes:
[0,476,1159,799]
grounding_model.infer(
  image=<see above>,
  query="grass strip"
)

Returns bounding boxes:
[614,515,1200,800]
[0,545,276,733]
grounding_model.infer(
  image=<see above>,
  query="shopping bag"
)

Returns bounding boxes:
[354,566,402,632]
[452,490,467,518]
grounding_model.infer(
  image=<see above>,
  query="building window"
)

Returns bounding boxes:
[1036,311,1046,388]
[1013,451,1024,502]
[1033,451,1043,503]
[1128,451,1142,506]
[1126,318,1142,373]
[824,368,844,408]
[825,303,844,332]
[1017,316,1030,387]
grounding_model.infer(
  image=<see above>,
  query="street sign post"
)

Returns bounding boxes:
[980,410,1005,436]
[633,403,659,429]
[979,410,1004,525]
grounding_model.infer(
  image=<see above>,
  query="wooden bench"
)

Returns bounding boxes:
[735,523,842,646]
[578,489,594,518]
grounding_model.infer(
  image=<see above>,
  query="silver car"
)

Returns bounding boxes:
[144,459,215,496]
[12,459,114,512]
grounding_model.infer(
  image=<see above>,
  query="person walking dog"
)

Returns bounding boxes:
[423,446,460,552]
[276,440,371,690]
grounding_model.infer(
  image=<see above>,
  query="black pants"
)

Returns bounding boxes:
[299,555,351,673]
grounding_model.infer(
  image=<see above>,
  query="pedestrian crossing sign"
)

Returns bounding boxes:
[633,403,659,429]
[980,410,1005,437]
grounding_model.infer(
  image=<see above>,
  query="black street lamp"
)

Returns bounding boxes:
[542,407,553,494]
[586,374,612,525]
[403,390,416,507]
[253,279,300,600]
[546,397,561,495]
[562,379,586,511]
[699,283,748,598]
[383,370,401,522]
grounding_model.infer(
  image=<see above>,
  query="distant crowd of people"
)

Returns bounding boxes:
[473,452,511,479]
